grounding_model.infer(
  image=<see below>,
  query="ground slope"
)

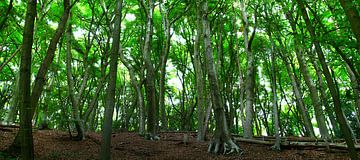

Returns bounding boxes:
[0,127,354,159]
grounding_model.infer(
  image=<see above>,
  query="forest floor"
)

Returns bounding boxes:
[0,126,357,159]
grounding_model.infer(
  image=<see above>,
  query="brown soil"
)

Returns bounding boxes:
[0,127,354,159]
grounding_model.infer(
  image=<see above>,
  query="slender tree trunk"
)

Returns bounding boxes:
[193,0,206,141]
[66,17,85,141]
[19,0,37,159]
[141,0,157,139]
[267,31,281,150]
[7,71,20,124]
[309,52,340,138]
[338,0,360,52]
[158,0,171,131]
[100,0,122,159]
[285,12,330,139]
[30,0,71,116]
[346,63,360,127]
[0,0,13,31]
[240,1,257,139]
[296,0,357,158]
[120,49,145,135]
[279,51,315,137]
[200,0,240,154]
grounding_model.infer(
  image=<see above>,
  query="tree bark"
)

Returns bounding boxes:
[285,13,330,139]
[309,52,340,138]
[296,0,358,158]
[268,31,281,150]
[338,0,360,53]
[120,50,145,135]
[141,0,157,139]
[19,0,37,159]
[346,63,360,127]
[278,50,315,138]
[200,0,240,154]
[193,0,206,141]
[66,20,85,140]
[158,0,170,131]
[100,0,122,159]
[0,0,13,31]
[240,1,257,139]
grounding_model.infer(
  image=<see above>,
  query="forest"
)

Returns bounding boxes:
[0,0,360,159]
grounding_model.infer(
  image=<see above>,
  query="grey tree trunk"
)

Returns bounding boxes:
[193,0,206,141]
[285,12,330,139]
[200,0,240,154]
[7,71,20,124]
[346,64,360,128]
[120,50,145,135]
[309,52,340,138]
[279,50,315,138]
[267,31,281,151]
[19,0,37,159]
[100,0,122,159]
[296,0,357,158]
[141,0,157,139]
[66,18,85,141]
[240,1,257,139]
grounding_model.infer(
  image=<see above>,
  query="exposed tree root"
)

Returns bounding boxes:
[208,137,242,155]
[145,133,160,141]
[271,144,281,151]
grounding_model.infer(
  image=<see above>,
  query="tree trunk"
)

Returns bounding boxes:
[346,63,360,127]
[267,31,281,150]
[158,0,171,131]
[66,18,85,141]
[0,0,13,31]
[309,52,340,138]
[240,1,257,139]
[19,0,37,159]
[7,71,20,124]
[285,12,330,139]
[338,0,360,53]
[193,0,206,141]
[141,0,158,139]
[279,50,315,138]
[120,49,145,135]
[296,0,358,158]
[200,0,240,154]
[100,0,122,159]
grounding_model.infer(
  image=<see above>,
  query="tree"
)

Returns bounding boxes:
[100,0,123,159]
[200,0,240,154]
[338,0,360,53]
[140,0,158,139]
[239,0,258,139]
[19,0,37,159]
[296,0,358,158]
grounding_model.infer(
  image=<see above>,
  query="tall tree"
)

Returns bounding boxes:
[193,0,206,141]
[285,10,330,139]
[200,0,240,154]
[65,15,85,141]
[296,0,358,159]
[19,0,37,159]
[240,0,257,139]
[140,0,158,139]
[100,0,123,159]
[8,0,72,152]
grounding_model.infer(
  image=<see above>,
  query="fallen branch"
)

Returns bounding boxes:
[234,137,360,150]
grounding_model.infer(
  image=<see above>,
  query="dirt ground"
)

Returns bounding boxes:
[0,127,356,159]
